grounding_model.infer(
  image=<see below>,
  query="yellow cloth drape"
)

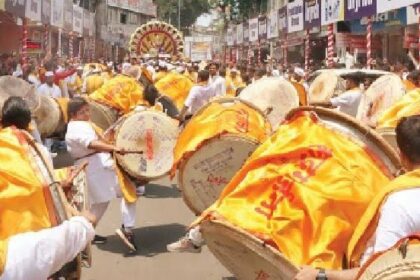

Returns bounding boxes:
[55,98,69,124]
[195,112,392,269]
[154,71,168,83]
[90,123,137,203]
[89,75,147,114]
[0,128,54,275]
[154,72,194,111]
[403,80,416,91]
[183,71,197,83]
[347,169,420,268]
[292,81,308,106]
[68,75,82,94]
[377,89,420,128]
[172,101,271,176]
[85,75,105,95]
[226,76,245,97]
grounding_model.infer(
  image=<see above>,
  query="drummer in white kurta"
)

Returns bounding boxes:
[65,97,138,252]
[36,71,62,98]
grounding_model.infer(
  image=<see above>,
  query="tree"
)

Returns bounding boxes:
[155,0,210,32]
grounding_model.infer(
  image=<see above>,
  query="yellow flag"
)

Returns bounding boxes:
[0,128,54,274]
[172,101,271,177]
[377,89,420,128]
[155,72,194,111]
[89,75,147,114]
[197,112,392,269]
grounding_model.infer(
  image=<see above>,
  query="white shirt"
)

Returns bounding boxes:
[330,89,362,117]
[0,216,94,280]
[27,74,40,88]
[37,83,62,99]
[66,121,118,204]
[361,188,420,264]
[184,83,218,115]
[209,75,226,96]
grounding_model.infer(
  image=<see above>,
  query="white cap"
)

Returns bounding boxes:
[45,71,54,77]
[294,67,305,77]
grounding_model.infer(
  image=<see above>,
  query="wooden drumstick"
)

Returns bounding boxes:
[263,106,274,116]
[115,150,144,155]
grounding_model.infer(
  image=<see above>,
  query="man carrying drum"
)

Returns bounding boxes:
[311,73,363,118]
[177,70,217,123]
[295,115,420,280]
[0,96,96,280]
[65,97,139,252]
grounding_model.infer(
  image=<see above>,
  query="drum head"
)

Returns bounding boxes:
[239,77,299,128]
[358,244,420,280]
[201,219,299,280]
[88,100,119,131]
[0,75,40,112]
[308,71,345,102]
[287,107,401,176]
[179,134,259,215]
[115,110,179,180]
[357,74,405,125]
[34,95,61,138]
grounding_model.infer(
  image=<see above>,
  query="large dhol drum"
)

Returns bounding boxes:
[175,98,271,215]
[34,96,67,138]
[357,235,420,280]
[357,74,405,126]
[238,77,299,128]
[308,70,346,102]
[88,100,119,131]
[376,127,398,153]
[115,109,179,180]
[10,129,82,279]
[200,107,401,280]
[0,75,40,112]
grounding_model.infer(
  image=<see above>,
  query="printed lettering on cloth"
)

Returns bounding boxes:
[196,112,392,269]
[288,0,304,33]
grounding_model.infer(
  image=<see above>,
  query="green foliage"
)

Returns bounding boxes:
[155,0,210,31]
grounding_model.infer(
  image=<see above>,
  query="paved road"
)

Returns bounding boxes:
[81,176,232,280]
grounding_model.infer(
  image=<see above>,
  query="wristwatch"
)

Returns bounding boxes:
[316,268,328,280]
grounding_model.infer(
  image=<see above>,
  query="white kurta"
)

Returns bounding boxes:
[65,121,119,205]
[37,83,62,99]
[0,217,95,280]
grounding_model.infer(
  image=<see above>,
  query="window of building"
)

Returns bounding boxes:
[120,12,127,24]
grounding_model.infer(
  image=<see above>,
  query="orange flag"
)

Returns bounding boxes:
[196,112,392,269]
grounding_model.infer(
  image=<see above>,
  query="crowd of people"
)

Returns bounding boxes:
[1,49,420,280]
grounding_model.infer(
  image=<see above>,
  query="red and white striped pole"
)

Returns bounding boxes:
[69,32,74,60]
[22,18,28,65]
[257,40,261,64]
[248,47,252,65]
[305,29,310,78]
[44,24,49,54]
[367,16,373,69]
[327,23,334,68]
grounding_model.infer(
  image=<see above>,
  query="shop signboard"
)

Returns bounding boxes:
[63,0,73,32]
[243,21,249,42]
[73,5,83,34]
[268,10,279,39]
[349,8,407,33]
[41,0,50,25]
[249,18,259,42]
[25,0,41,22]
[345,0,376,20]
[278,6,288,33]
[227,26,234,46]
[406,4,420,25]
[377,0,418,14]
[5,0,25,18]
[304,0,321,29]
[83,9,90,36]
[237,23,243,44]
[288,0,304,33]
[51,0,64,28]
[320,0,345,25]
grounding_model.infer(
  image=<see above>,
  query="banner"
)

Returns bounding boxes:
[304,0,321,29]
[258,16,267,40]
[278,6,288,33]
[51,0,64,28]
[25,0,42,22]
[227,26,234,46]
[63,0,73,32]
[83,9,90,36]
[406,5,420,25]
[41,0,51,25]
[268,10,279,39]
[288,0,304,33]
[249,18,259,42]
[243,22,249,42]
[236,23,243,45]
[377,0,418,14]
[89,12,95,37]
[345,0,376,20]
[321,0,345,25]
[5,0,25,18]
[73,5,83,34]
[349,9,407,33]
